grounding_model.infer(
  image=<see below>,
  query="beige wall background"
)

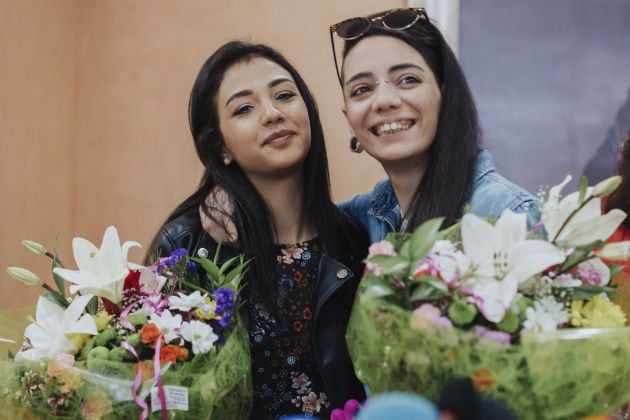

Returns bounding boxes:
[1,0,397,308]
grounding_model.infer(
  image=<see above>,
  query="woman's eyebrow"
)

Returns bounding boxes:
[389,63,424,74]
[345,71,372,87]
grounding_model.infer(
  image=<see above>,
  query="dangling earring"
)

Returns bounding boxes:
[350,136,363,153]
[222,154,233,165]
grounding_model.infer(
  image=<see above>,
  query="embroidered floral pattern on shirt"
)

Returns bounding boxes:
[250,239,330,419]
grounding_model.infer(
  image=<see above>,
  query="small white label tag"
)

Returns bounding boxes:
[151,385,189,412]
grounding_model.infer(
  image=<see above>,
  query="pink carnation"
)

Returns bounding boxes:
[366,241,397,275]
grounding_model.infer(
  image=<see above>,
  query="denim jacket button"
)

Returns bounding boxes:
[336,269,348,279]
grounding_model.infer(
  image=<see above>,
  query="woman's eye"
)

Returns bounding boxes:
[276,91,296,101]
[399,75,421,85]
[233,104,254,115]
[350,85,372,97]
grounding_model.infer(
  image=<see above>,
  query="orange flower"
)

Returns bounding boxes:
[160,345,189,364]
[471,367,496,390]
[140,323,161,345]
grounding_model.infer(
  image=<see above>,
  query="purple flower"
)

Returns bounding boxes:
[474,326,512,345]
[331,399,362,420]
[186,260,198,276]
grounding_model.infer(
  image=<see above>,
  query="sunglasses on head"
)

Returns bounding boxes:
[329,8,429,85]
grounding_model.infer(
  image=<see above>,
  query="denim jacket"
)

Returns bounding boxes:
[339,150,538,243]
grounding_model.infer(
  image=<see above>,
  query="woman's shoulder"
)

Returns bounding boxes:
[469,150,538,220]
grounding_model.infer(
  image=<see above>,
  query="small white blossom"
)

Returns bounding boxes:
[180,320,218,354]
[168,291,208,312]
[150,310,182,343]
[523,297,568,332]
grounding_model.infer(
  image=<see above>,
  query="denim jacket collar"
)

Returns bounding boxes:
[367,178,401,230]
[367,149,496,228]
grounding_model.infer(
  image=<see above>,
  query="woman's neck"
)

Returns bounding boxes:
[382,155,429,216]
[250,173,316,245]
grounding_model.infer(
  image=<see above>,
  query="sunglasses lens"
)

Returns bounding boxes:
[336,18,370,39]
[383,10,418,29]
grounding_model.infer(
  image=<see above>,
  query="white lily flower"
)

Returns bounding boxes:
[16,294,97,361]
[461,210,565,323]
[168,291,208,312]
[596,241,630,261]
[462,210,565,284]
[53,226,141,304]
[180,320,218,354]
[468,275,519,323]
[542,175,626,246]
[150,309,182,344]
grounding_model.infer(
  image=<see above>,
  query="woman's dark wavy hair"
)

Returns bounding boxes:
[151,41,365,308]
[341,12,482,229]
[605,131,630,228]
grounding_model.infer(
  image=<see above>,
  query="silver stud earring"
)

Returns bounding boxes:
[350,137,363,153]
[223,155,233,165]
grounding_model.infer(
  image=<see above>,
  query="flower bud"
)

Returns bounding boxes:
[596,241,630,261]
[21,240,47,256]
[6,267,43,287]
[592,176,622,198]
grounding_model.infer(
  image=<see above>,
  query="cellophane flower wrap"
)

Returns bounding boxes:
[1,227,252,419]
[346,175,630,420]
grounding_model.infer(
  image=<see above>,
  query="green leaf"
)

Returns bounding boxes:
[86,296,98,315]
[191,257,221,282]
[558,240,605,273]
[573,285,618,300]
[578,175,588,205]
[218,256,240,277]
[7,350,14,360]
[609,264,623,279]
[52,268,66,299]
[366,255,410,275]
[361,284,394,301]
[409,280,448,302]
[404,217,444,262]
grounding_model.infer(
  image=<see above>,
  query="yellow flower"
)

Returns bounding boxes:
[92,311,114,331]
[570,294,627,328]
[67,333,91,351]
[194,298,221,321]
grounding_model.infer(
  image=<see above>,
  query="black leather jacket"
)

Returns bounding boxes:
[147,208,368,410]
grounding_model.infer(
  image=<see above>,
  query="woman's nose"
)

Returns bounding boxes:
[371,82,402,112]
[261,102,284,125]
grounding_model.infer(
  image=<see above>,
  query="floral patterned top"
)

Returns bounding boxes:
[249,238,330,419]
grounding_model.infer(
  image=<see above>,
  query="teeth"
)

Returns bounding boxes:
[375,121,413,136]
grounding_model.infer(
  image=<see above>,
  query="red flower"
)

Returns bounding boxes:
[124,270,141,291]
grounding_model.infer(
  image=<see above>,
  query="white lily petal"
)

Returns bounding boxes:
[34,295,65,321]
[72,237,99,273]
[67,313,98,335]
[561,209,626,246]
[462,214,498,277]
[542,175,572,239]
[495,209,527,250]
[54,267,107,287]
[97,226,125,280]
[508,240,566,283]
[578,258,611,286]
[61,293,94,329]
[122,240,142,262]
[472,276,518,323]
[15,348,39,362]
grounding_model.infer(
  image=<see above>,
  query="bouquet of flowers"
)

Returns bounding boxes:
[346,175,630,420]
[2,227,251,419]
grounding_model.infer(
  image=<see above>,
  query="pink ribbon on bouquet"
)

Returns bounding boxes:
[121,340,149,420]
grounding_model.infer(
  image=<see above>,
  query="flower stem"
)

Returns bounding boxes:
[41,283,69,307]
[44,251,65,268]
[551,196,594,244]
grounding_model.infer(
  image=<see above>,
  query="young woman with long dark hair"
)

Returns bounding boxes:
[147,41,368,418]
[331,7,537,242]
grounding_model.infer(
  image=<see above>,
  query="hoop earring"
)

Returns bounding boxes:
[350,136,363,153]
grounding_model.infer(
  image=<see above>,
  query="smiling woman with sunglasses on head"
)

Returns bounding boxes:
[331,8,537,241]
[146,41,368,419]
